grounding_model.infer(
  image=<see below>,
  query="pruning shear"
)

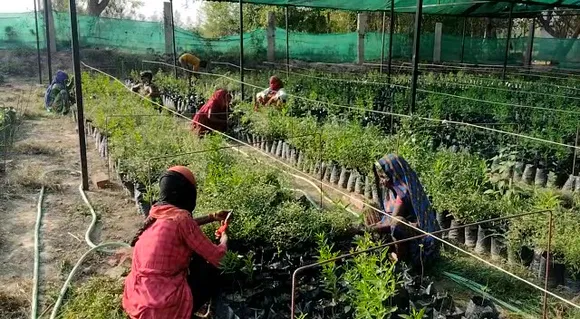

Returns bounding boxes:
[215,211,232,239]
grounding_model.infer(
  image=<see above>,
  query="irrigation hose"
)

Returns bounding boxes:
[31,169,130,319]
[81,63,580,311]
[48,242,129,319]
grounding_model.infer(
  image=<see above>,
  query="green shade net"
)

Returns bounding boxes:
[1,11,579,68]
[210,0,580,16]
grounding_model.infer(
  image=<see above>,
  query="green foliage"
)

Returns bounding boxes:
[83,72,354,254]
[399,307,426,319]
[343,234,400,319]
[317,233,341,303]
[57,277,127,319]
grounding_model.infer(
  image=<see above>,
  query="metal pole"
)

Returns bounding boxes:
[285,6,290,77]
[409,0,424,114]
[380,12,386,74]
[573,125,579,176]
[42,0,53,82]
[387,0,395,79]
[542,211,554,319]
[460,17,467,63]
[526,18,536,67]
[33,0,42,84]
[502,3,514,81]
[170,0,178,79]
[239,0,245,101]
[69,0,89,190]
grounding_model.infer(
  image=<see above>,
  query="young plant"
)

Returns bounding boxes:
[316,233,341,307]
[343,234,400,319]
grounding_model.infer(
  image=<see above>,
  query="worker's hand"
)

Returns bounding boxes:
[212,210,231,222]
[219,232,228,245]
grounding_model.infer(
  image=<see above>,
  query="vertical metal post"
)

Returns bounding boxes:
[460,17,467,63]
[69,0,89,190]
[573,125,579,176]
[239,0,245,100]
[33,0,42,84]
[502,3,514,81]
[542,210,553,319]
[42,0,53,82]
[285,6,290,77]
[387,0,395,79]
[170,0,178,79]
[526,18,536,67]
[409,0,423,114]
[380,12,386,74]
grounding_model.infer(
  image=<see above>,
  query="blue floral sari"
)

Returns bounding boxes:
[374,154,440,266]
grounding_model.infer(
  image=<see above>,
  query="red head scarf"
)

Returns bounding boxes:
[269,76,283,91]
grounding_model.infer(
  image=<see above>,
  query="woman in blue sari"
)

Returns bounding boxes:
[366,154,439,268]
[45,71,73,114]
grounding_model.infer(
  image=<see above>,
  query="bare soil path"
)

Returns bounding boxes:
[0,81,141,319]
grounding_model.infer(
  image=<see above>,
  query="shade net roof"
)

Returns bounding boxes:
[210,0,580,16]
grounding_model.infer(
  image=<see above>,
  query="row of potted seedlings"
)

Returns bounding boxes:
[233,131,381,202]
[81,117,152,217]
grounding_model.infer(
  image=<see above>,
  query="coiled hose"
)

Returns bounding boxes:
[31,169,130,319]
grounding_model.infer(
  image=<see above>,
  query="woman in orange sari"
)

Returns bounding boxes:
[192,89,232,136]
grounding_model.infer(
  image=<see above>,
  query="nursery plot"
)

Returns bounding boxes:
[146,68,580,314]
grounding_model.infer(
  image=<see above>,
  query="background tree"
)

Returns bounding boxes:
[53,0,143,18]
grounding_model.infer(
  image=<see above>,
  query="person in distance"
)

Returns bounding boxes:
[192,89,232,136]
[45,70,74,114]
[255,75,288,110]
[179,52,209,85]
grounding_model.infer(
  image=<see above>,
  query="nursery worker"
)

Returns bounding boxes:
[179,52,208,83]
[123,166,230,319]
[255,75,287,110]
[131,71,161,103]
[45,70,74,114]
[365,154,439,268]
[192,89,232,136]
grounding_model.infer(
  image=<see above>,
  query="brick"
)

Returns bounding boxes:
[92,172,110,189]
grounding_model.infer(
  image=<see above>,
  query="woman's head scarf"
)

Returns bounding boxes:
[207,89,232,111]
[269,76,283,91]
[373,154,438,234]
[45,71,68,108]
[156,166,197,212]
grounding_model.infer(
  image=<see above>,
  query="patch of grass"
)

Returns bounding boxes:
[14,141,57,155]
[9,164,65,191]
[10,164,45,189]
[0,291,28,319]
[57,276,127,319]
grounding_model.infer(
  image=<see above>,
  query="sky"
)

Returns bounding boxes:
[1,0,204,26]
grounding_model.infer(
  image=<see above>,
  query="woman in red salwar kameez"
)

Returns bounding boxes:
[123,166,230,319]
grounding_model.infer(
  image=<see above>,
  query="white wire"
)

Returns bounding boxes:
[81,62,580,310]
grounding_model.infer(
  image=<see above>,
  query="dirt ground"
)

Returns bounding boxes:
[0,81,142,318]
